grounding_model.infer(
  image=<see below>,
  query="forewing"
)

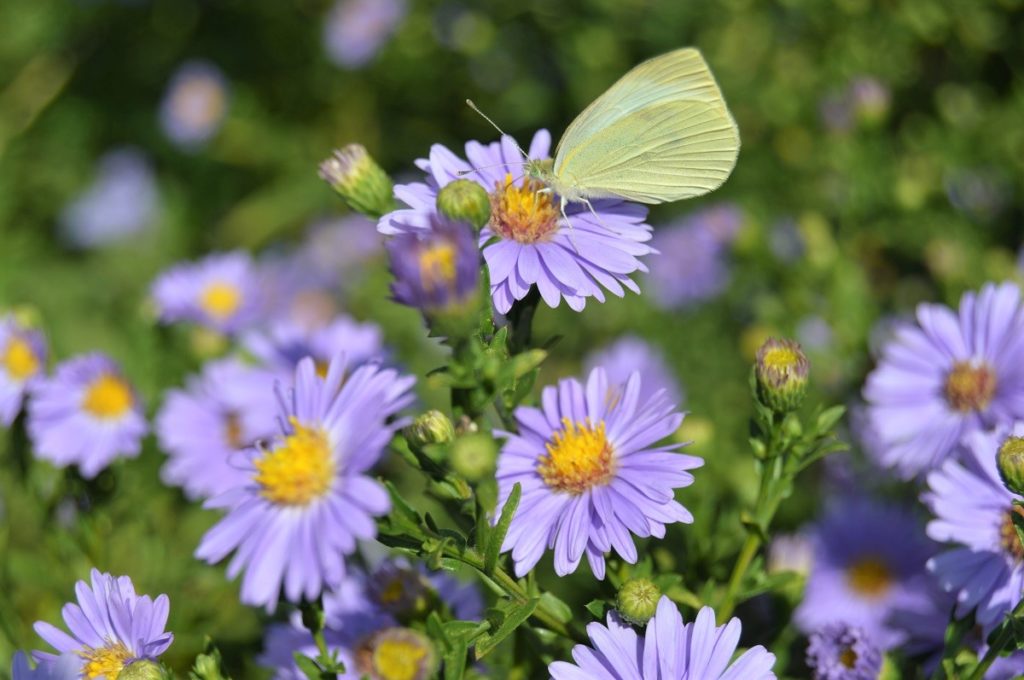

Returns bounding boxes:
[554,100,739,203]
[554,47,732,168]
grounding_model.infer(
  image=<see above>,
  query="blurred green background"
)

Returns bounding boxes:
[0,0,1022,676]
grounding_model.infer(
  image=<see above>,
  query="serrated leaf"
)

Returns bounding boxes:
[485,482,520,575]
[474,598,539,659]
[584,599,607,619]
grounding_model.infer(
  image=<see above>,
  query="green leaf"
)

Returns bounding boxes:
[815,405,846,433]
[538,591,573,624]
[485,482,520,575]
[474,598,539,659]
[292,652,323,680]
[584,599,608,620]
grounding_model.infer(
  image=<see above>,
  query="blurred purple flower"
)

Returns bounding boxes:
[300,215,383,286]
[10,651,78,680]
[386,215,480,313]
[806,623,882,680]
[159,60,229,149]
[323,0,406,69]
[151,251,264,335]
[583,335,684,407]
[0,315,46,426]
[59,148,159,249]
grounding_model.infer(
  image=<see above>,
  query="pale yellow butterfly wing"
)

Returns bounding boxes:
[552,47,739,203]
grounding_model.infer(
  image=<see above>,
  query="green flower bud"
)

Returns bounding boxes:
[436,179,491,230]
[318,144,394,218]
[404,410,455,447]
[755,337,809,412]
[117,660,167,680]
[450,432,498,481]
[615,577,661,626]
[191,652,227,680]
[997,435,1024,496]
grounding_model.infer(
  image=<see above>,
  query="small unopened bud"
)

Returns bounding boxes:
[437,179,491,230]
[117,659,167,680]
[755,337,809,412]
[318,144,394,218]
[450,432,498,481]
[616,578,661,626]
[998,435,1024,496]
[404,410,455,447]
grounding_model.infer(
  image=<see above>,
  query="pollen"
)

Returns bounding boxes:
[839,646,858,668]
[79,641,132,680]
[82,374,134,420]
[845,557,892,599]
[199,281,242,320]
[1,336,39,381]
[418,242,457,293]
[945,360,997,413]
[357,628,434,680]
[489,174,560,244]
[537,418,615,495]
[999,504,1024,561]
[253,418,335,506]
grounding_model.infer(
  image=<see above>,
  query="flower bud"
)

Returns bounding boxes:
[318,144,394,218]
[117,660,167,680]
[356,627,437,680]
[450,432,498,481]
[437,179,491,230]
[404,410,455,447]
[615,577,661,626]
[998,435,1024,496]
[755,337,809,412]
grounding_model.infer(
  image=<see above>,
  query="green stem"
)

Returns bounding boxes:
[968,599,1024,680]
[507,286,541,354]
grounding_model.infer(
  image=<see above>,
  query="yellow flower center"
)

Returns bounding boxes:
[418,242,457,293]
[372,638,429,680]
[82,374,134,420]
[253,419,335,506]
[489,174,559,244]
[999,504,1024,561]
[79,641,132,679]
[839,647,858,668]
[199,282,242,321]
[945,361,997,412]
[537,418,615,495]
[762,345,801,372]
[846,557,892,599]
[1,336,39,381]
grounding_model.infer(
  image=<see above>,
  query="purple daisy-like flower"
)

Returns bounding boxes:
[195,354,415,611]
[159,60,229,149]
[32,569,173,679]
[806,623,882,680]
[151,251,264,335]
[923,424,1024,633]
[323,0,406,69]
[386,215,480,313]
[864,282,1024,478]
[583,335,684,407]
[157,357,278,500]
[549,597,776,679]
[255,249,341,330]
[244,315,386,378]
[794,497,936,649]
[646,203,741,310]
[11,652,79,680]
[495,366,701,579]
[378,131,654,314]
[59,148,160,249]
[28,354,147,479]
[0,315,46,426]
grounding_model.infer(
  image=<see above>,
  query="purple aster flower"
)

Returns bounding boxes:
[156,357,278,500]
[386,215,480,313]
[549,597,776,679]
[582,335,684,407]
[244,315,386,378]
[794,497,936,649]
[59,148,159,249]
[0,315,47,426]
[159,60,229,149]
[32,569,173,678]
[923,424,1024,633]
[195,355,415,611]
[806,623,882,680]
[11,652,79,680]
[646,204,741,310]
[495,366,701,579]
[151,251,264,335]
[378,131,654,314]
[323,0,405,68]
[863,282,1024,478]
[255,249,341,330]
[28,353,147,479]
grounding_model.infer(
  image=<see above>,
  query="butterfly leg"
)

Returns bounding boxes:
[559,195,580,253]
[581,198,617,234]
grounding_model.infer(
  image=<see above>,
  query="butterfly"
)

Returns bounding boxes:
[468,47,740,221]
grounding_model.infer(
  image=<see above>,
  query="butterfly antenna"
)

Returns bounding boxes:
[466,99,530,160]
[456,161,529,178]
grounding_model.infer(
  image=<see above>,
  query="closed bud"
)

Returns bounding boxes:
[437,179,491,230]
[318,144,394,218]
[616,578,661,626]
[117,660,167,680]
[997,435,1024,496]
[404,410,455,447]
[450,432,498,481]
[755,337,809,412]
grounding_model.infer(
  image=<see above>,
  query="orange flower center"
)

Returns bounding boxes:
[488,174,559,244]
[999,504,1024,561]
[537,418,615,494]
[945,361,997,412]
[845,556,892,599]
